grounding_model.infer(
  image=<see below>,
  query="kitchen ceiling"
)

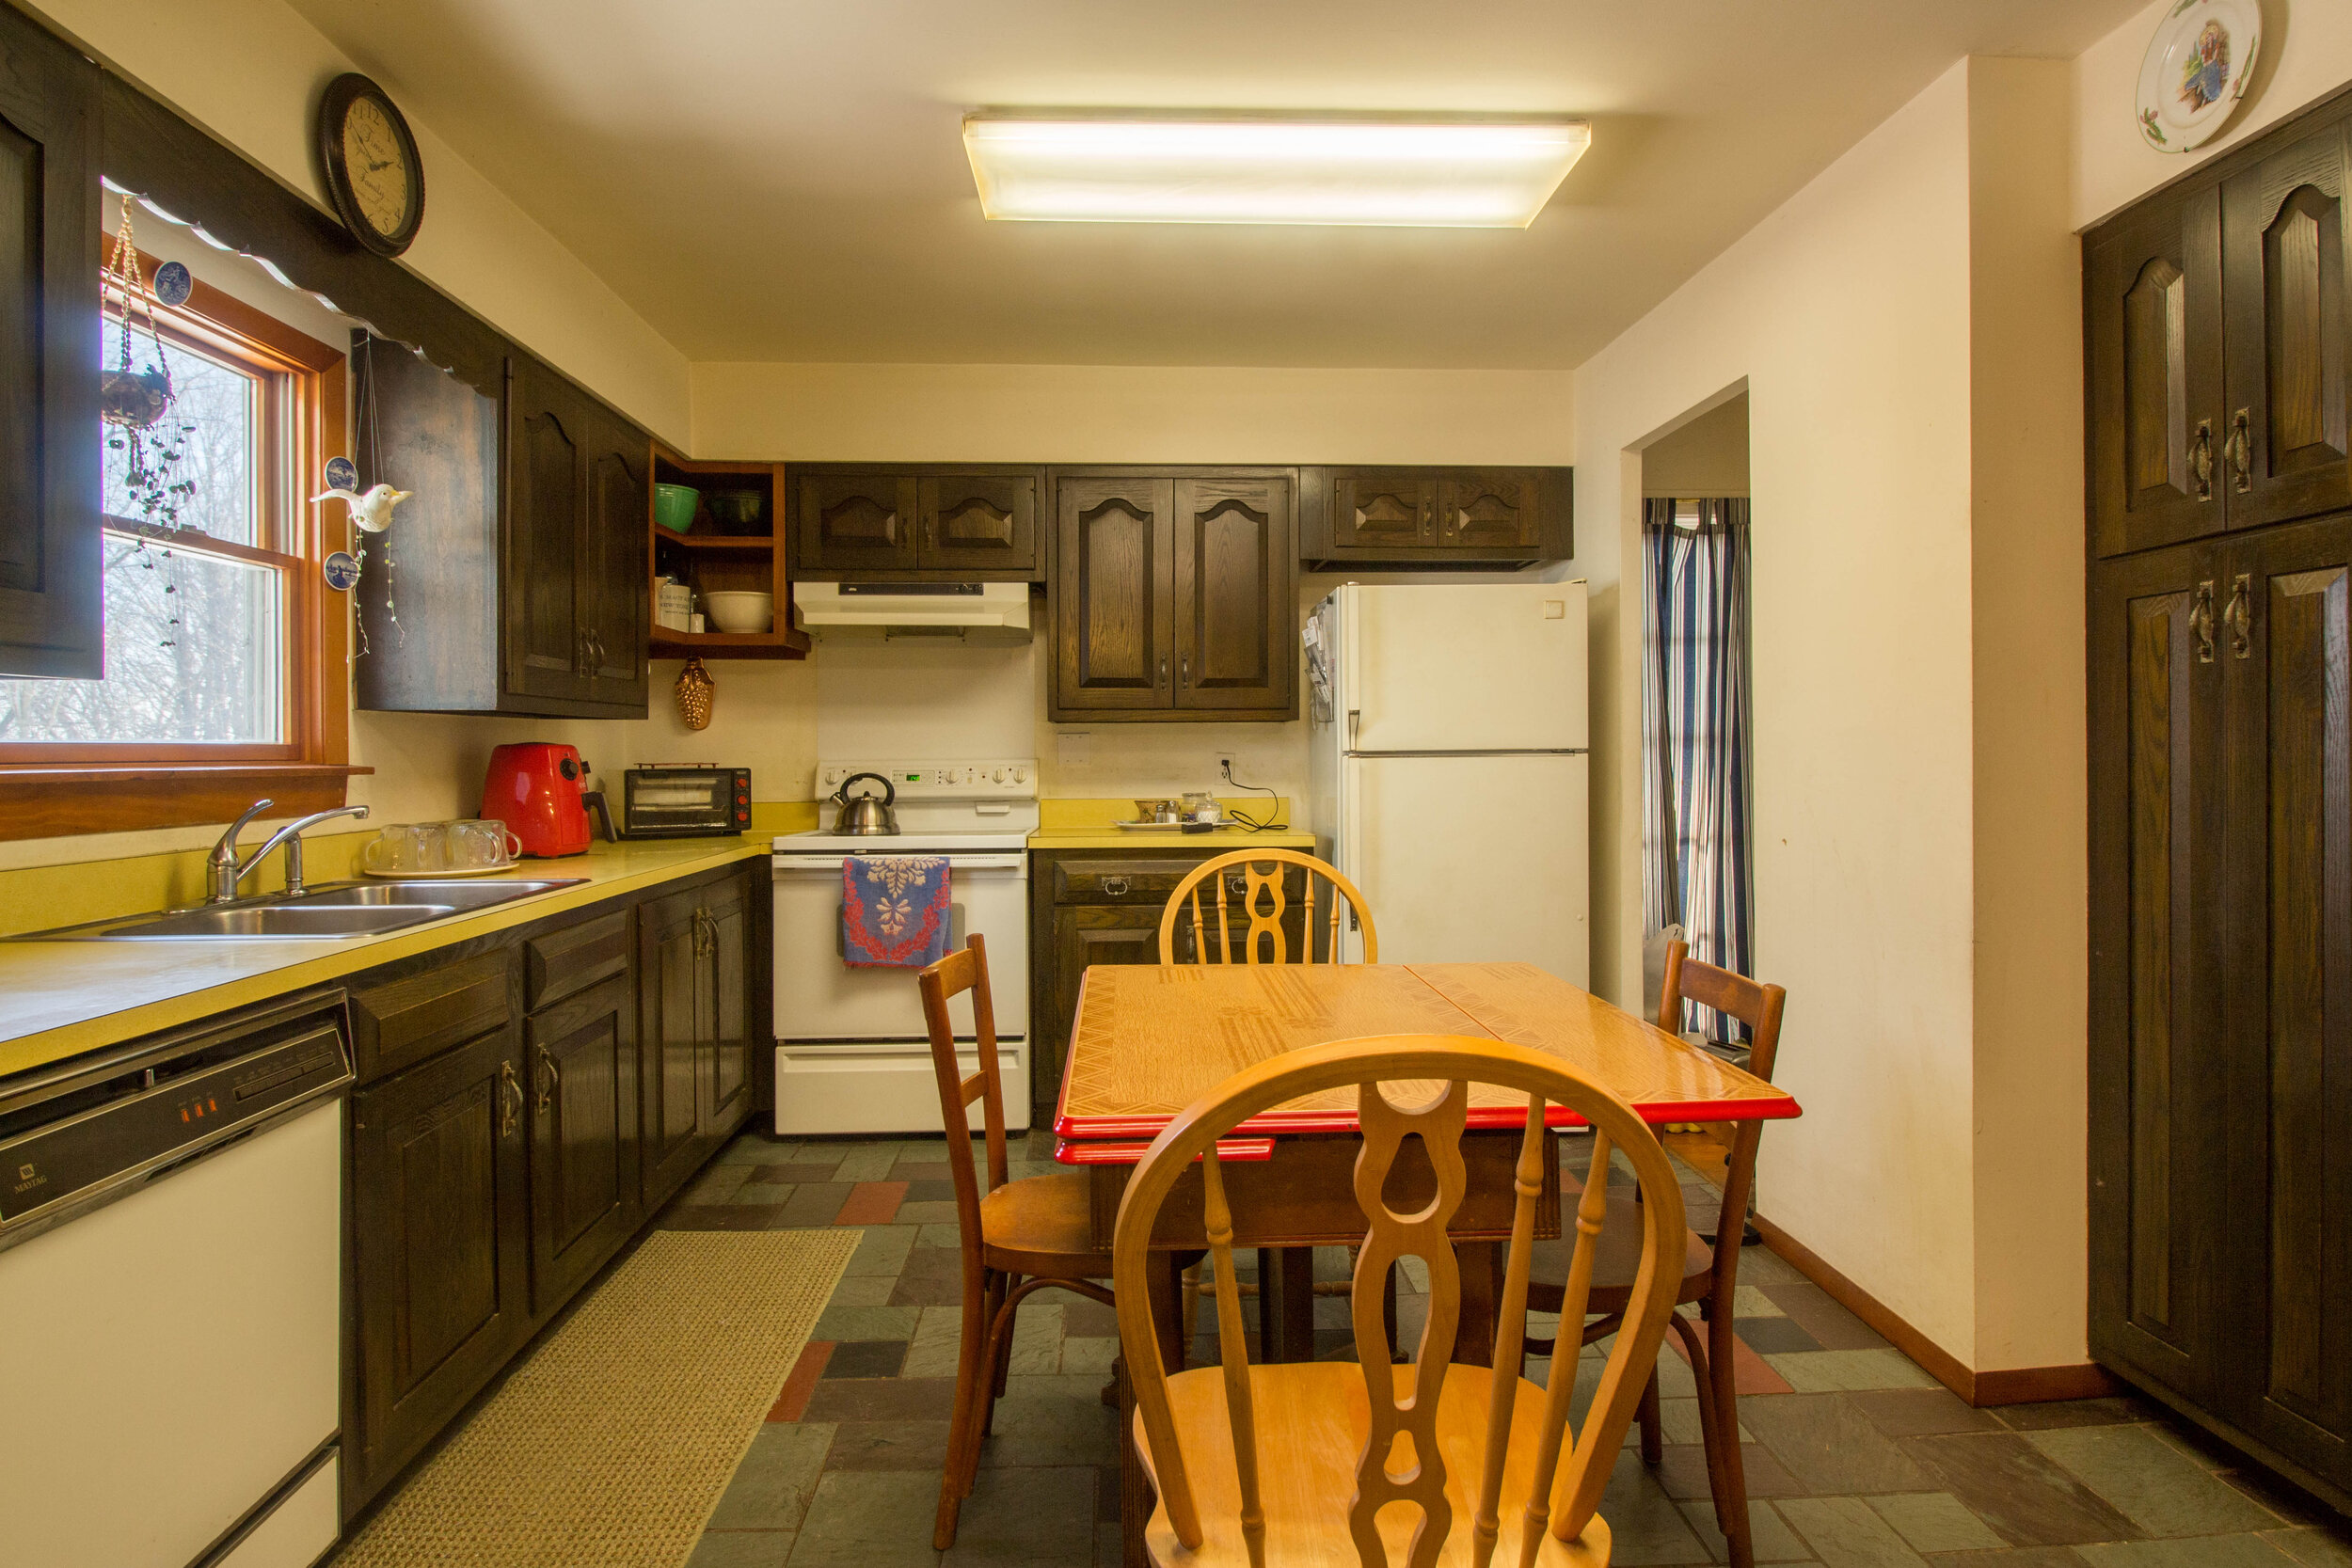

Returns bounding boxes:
[285,0,2144,370]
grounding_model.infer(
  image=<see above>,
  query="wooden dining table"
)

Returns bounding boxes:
[1049,958,1802,1565]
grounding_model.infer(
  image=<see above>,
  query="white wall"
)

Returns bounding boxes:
[1642,394,1750,499]
[24,0,691,445]
[2074,0,2352,228]
[1574,63,1983,1363]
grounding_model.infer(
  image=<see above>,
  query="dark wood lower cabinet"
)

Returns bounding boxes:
[2090,510,2352,1505]
[525,971,638,1315]
[347,862,769,1520]
[349,1022,531,1509]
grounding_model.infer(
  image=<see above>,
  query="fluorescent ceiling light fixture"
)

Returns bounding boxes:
[962,114,1589,228]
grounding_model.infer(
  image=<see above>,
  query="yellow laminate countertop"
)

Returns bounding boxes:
[1026,796,1317,851]
[0,838,771,1081]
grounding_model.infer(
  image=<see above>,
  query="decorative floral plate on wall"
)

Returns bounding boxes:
[2137,0,2261,152]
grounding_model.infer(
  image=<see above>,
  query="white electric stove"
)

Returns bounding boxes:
[772,758,1038,1134]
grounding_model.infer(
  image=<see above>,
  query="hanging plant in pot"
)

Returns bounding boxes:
[102,196,200,642]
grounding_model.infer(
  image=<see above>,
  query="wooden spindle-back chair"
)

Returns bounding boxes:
[1158,848,1379,966]
[1113,1035,1687,1568]
[1521,940,1787,1568]
[918,935,1117,1549]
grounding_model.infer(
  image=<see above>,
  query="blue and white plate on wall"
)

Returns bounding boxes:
[2137,0,2260,152]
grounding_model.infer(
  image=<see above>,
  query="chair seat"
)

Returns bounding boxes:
[1135,1360,1610,1567]
[1528,1193,1714,1314]
[979,1171,1112,1277]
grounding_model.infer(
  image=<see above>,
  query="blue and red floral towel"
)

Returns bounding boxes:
[842,855,951,967]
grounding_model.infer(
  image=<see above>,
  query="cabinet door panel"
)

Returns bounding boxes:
[2222,123,2352,530]
[1053,477,1173,713]
[0,9,97,679]
[919,473,1039,574]
[2089,187,2226,556]
[1173,476,1295,714]
[798,473,918,574]
[1332,472,1434,550]
[639,886,706,1208]
[350,1026,528,1506]
[1438,470,1540,548]
[527,973,636,1313]
[581,417,648,709]
[704,873,754,1136]
[507,361,588,703]
[2224,522,2352,1472]
[2089,547,2228,1400]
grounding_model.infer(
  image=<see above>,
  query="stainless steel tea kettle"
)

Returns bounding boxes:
[829,771,899,835]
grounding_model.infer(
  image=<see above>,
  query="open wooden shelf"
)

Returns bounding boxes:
[646,446,803,661]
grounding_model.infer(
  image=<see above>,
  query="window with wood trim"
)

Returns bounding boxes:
[0,238,358,841]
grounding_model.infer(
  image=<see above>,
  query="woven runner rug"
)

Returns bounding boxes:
[332,1227,858,1568]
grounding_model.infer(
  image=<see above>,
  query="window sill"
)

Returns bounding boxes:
[0,763,374,843]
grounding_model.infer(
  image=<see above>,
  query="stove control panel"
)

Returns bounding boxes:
[818,759,1036,799]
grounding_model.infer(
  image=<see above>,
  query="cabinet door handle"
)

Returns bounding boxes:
[536,1046,559,1114]
[1101,876,1130,897]
[499,1061,522,1138]
[2192,579,2217,664]
[2226,572,2253,660]
[2228,408,2252,493]
[2191,420,2215,500]
[1180,653,1190,687]
[1158,657,1168,688]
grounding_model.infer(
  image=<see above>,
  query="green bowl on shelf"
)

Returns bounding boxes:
[653,483,698,534]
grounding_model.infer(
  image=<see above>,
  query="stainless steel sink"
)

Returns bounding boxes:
[24,878,588,942]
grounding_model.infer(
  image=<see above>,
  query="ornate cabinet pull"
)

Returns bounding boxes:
[2192,580,2217,664]
[2226,572,2252,660]
[2191,420,2215,500]
[2227,409,2252,493]
[1101,876,1131,897]
[499,1060,522,1137]
[536,1047,559,1114]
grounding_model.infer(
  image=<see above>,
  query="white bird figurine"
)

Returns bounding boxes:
[311,483,410,533]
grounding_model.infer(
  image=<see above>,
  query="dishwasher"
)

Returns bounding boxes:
[0,993,352,1568]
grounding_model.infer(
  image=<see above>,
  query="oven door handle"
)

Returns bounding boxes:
[772,855,1028,874]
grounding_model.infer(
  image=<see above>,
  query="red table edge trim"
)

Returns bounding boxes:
[1055,1135,1277,1166]
[1052,1094,1803,1156]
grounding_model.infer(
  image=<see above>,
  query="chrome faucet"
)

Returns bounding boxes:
[207,800,372,905]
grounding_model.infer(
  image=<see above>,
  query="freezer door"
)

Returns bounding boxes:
[1340,752,1588,986]
[1344,581,1587,752]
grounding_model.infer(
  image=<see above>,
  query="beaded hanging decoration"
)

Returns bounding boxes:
[101,195,197,647]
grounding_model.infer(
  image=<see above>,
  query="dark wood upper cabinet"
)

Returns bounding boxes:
[358,345,651,718]
[0,9,98,679]
[2088,186,2227,557]
[792,464,1045,579]
[2221,119,2352,531]
[524,971,638,1315]
[1173,475,1295,714]
[1053,468,1295,721]
[1300,466,1569,565]
[1053,474,1174,715]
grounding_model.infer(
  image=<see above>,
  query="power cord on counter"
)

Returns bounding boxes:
[1218,759,1287,832]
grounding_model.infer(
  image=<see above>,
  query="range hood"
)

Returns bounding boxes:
[792,581,1033,641]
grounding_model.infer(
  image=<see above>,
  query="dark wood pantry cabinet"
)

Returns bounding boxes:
[1049,467,1297,721]
[2086,109,2352,558]
[636,867,756,1212]
[0,4,99,679]
[2086,84,2352,1512]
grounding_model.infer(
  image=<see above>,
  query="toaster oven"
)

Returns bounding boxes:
[623,766,751,838]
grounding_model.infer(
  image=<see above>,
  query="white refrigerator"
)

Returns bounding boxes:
[1307,581,1590,985]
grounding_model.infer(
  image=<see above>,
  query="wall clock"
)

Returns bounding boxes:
[317,73,425,256]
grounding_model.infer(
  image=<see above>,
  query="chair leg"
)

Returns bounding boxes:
[1637,1365,1664,1466]
[982,1272,1016,1434]
[1668,1307,1752,1568]
[933,1266,994,1550]
[1182,1259,1201,1350]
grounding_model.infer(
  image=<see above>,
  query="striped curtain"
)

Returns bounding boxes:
[1640,498,1753,1043]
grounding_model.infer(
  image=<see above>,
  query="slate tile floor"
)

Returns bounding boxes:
[666,1131,2352,1567]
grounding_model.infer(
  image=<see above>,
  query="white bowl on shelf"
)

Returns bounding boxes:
[702,591,773,634]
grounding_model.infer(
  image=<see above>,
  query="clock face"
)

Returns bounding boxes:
[341,96,411,238]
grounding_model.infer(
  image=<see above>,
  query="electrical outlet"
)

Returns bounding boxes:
[1215,752,1236,780]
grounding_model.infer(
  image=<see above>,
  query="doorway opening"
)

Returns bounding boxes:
[1639,393,1752,1044]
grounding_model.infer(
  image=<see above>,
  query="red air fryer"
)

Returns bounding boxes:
[482,742,593,857]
